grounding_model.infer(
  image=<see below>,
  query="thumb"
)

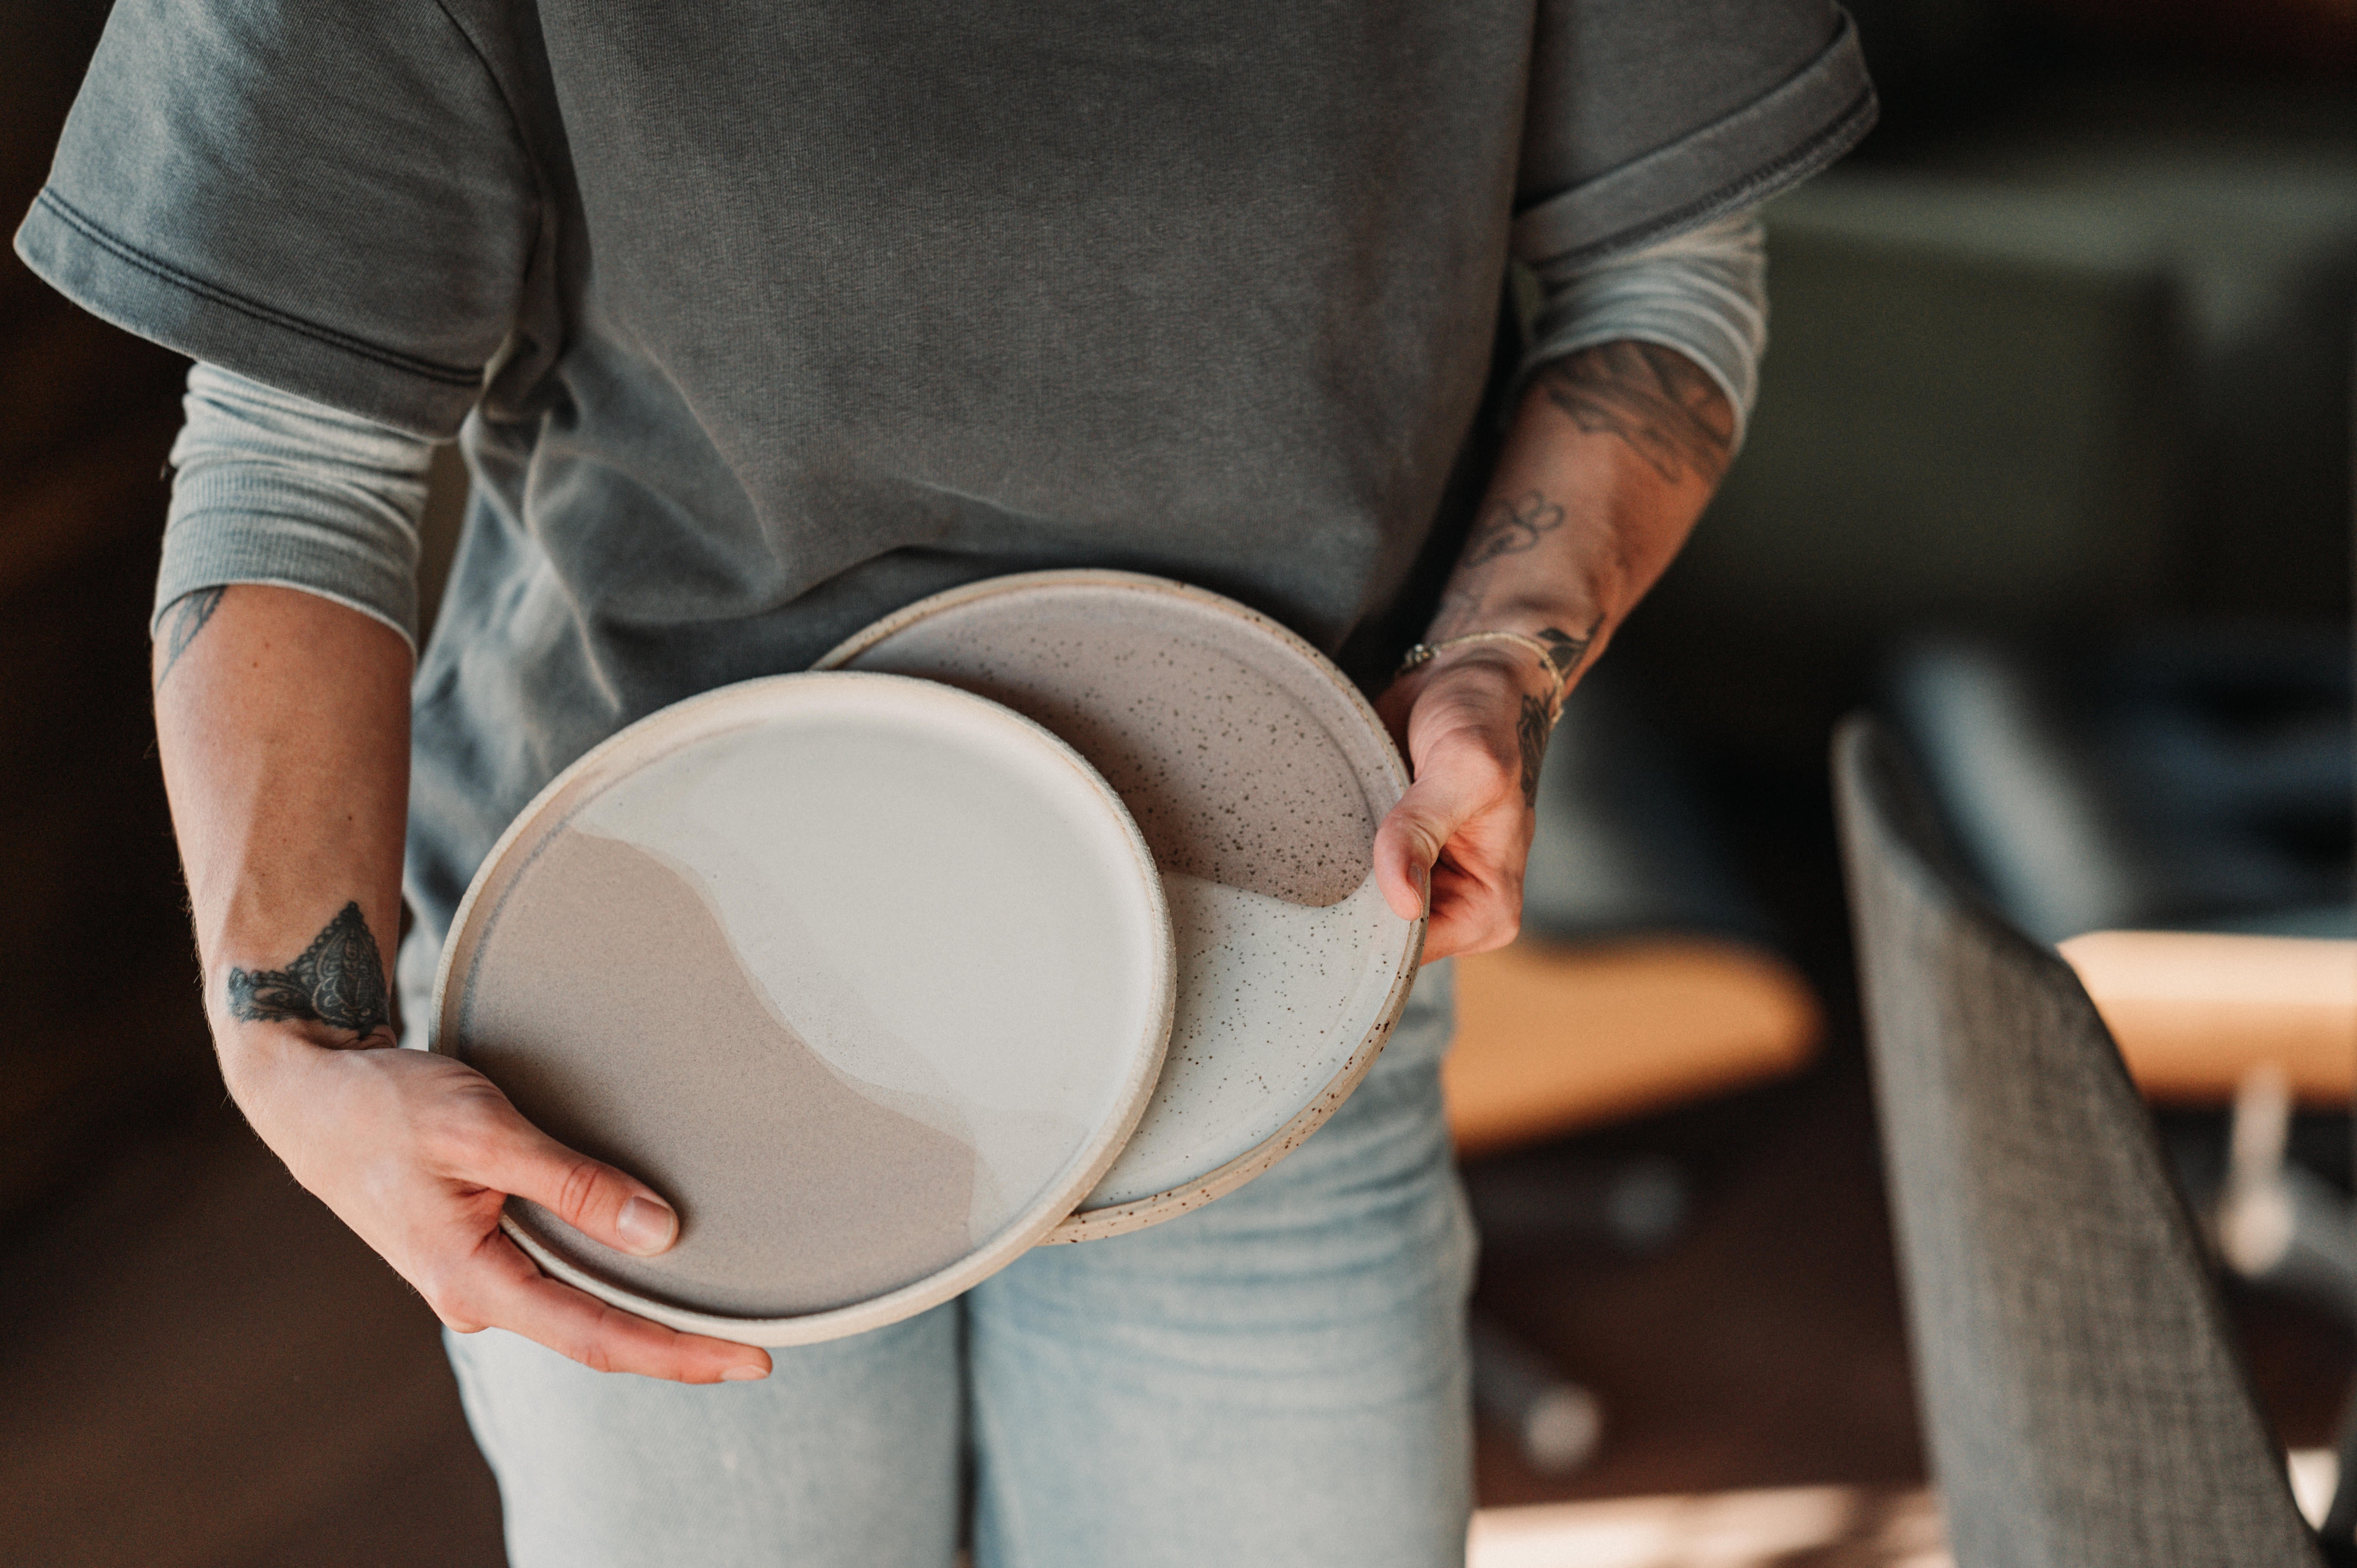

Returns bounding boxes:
[1373,750,1493,922]
[468,1108,682,1258]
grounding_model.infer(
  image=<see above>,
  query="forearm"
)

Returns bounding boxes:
[1371,341,1735,956]
[141,371,758,1380]
[1417,210,1764,732]
[150,579,758,1379]
[1410,342,1731,792]
[1429,342,1730,680]
[153,583,411,1104]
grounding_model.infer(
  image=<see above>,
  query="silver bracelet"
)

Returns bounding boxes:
[1396,630,1581,718]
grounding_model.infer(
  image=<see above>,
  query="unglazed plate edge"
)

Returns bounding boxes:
[1043,913,1426,1243]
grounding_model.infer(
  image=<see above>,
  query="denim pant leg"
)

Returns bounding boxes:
[965,962,1475,1568]
[445,1307,962,1568]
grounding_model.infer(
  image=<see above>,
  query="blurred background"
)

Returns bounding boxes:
[1,0,2350,1563]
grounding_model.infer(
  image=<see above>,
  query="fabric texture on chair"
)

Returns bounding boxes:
[1832,716,2321,1568]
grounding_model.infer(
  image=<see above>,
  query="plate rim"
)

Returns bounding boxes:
[813,569,1428,1239]
[428,668,1175,1344]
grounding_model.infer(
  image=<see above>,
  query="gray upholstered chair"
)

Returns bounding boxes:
[1832,715,2323,1567]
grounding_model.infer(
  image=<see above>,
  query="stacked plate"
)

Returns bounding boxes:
[431,572,1424,1345]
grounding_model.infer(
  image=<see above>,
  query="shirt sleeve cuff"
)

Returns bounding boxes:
[151,365,437,650]
[1512,12,1876,272]
[153,512,421,655]
[1513,215,1768,450]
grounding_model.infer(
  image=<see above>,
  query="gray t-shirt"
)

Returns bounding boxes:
[17,0,1874,1017]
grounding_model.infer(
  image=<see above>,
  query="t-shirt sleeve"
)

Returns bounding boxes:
[13,0,539,439]
[159,363,436,652]
[1515,0,1876,272]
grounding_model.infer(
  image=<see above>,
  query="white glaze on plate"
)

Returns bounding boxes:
[433,673,1173,1343]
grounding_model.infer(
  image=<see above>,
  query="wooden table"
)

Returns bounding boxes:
[2057,931,2357,1106]
[1443,936,1822,1157]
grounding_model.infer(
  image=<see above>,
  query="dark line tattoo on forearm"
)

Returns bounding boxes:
[1513,614,1604,804]
[1460,490,1567,569]
[1538,342,1734,487]
[226,902,392,1039]
[1535,613,1606,682]
[1516,694,1552,806]
[155,586,228,690]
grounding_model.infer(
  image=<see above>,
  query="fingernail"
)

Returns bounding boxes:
[615,1194,678,1255]
[723,1363,769,1382]
[1416,863,1432,918]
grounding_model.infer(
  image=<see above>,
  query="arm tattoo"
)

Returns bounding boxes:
[155,586,228,691]
[1516,694,1552,806]
[226,902,392,1040]
[1535,614,1604,681]
[1538,342,1734,487]
[1431,501,1572,636]
[1460,490,1567,569]
[1512,615,1603,805]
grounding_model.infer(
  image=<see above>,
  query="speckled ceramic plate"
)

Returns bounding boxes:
[818,572,1425,1241]
[430,671,1173,1345]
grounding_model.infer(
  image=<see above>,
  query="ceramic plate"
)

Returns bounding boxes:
[431,671,1173,1344]
[818,572,1424,1240]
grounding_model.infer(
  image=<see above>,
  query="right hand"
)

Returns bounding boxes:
[230,1029,772,1384]
[1371,648,1547,962]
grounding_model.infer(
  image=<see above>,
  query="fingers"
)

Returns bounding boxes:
[1374,736,1527,961]
[1373,768,1468,921]
[1371,688,1511,921]
[429,1093,770,1384]
[1421,855,1522,961]
[278,1049,767,1385]
[446,1230,772,1384]
[454,1092,680,1258]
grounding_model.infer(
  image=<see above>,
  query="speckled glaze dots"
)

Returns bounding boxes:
[817,572,1425,1240]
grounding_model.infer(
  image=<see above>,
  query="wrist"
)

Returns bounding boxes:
[201,898,397,1040]
[1398,638,1549,703]
[208,1011,326,1119]
[1397,612,1606,715]
[208,971,396,1104]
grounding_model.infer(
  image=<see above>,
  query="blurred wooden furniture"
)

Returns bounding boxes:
[1436,664,1829,1476]
[2059,931,2357,1107]
[1444,659,1827,1157]
[1442,930,1823,1478]
[1445,937,1822,1157]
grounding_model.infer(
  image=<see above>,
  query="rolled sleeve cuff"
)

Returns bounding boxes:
[151,365,435,650]
[154,495,421,654]
[1512,12,1877,272]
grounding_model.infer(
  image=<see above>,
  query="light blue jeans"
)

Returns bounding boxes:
[447,964,1474,1568]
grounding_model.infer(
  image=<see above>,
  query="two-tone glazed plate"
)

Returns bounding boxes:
[431,671,1173,1345]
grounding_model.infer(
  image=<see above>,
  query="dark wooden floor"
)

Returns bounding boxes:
[0,1102,506,1568]
[1467,1063,1929,1507]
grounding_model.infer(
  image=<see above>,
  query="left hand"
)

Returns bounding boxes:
[1364,338,1737,962]
[1372,646,1556,962]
